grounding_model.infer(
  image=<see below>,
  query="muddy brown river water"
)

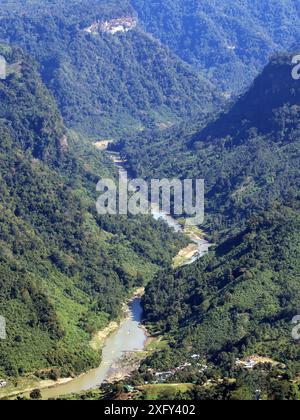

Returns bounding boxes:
[41,298,145,399]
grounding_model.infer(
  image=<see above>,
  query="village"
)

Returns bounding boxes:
[141,354,281,387]
[235,355,280,370]
[84,17,137,35]
[146,354,208,384]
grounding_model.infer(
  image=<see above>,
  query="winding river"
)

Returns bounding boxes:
[37,150,211,399]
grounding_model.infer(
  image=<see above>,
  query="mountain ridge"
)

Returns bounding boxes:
[131,0,300,94]
[131,54,300,399]
[121,53,300,235]
[0,0,219,137]
[0,44,186,378]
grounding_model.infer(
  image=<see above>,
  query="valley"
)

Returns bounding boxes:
[0,205,211,400]
[0,43,187,394]
[0,0,299,402]
[102,145,212,268]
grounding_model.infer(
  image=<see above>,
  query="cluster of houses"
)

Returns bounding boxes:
[150,355,208,384]
[154,365,191,383]
[84,17,137,36]
[236,355,278,370]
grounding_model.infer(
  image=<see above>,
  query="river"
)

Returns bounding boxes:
[151,205,211,265]
[41,298,145,399]
[38,149,211,399]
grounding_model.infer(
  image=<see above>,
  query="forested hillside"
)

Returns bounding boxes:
[0,44,185,378]
[0,0,299,401]
[143,206,300,361]
[118,55,300,399]
[139,203,300,400]
[122,54,300,236]
[0,0,218,137]
[132,0,300,94]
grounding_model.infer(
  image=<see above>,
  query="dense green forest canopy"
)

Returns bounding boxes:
[0,0,218,138]
[122,54,300,236]
[117,55,300,399]
[0,44,185,378]
[139,204,300,399]
[0,1,299,401]
[132,0,300,94]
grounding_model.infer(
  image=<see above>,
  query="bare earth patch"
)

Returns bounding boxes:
[90,322,120,352]
[173,243,199,268]
[94,140,113,151]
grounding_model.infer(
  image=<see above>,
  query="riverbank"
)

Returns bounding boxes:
[0,377,74,400]
[173,243,199,268]
[1,146,211,400]
[40,294,147,399]
[90,287,145,352]
[0,288,146,400]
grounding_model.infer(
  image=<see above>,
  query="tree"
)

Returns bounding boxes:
[30,389,42,400]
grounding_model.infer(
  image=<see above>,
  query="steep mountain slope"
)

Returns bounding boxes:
[0,0,218,137]
[120,55,300,398]
[131,0,300,94]
[122,54,300,235]
[143,205,300,356]
[0,45,185,378]
[141,205,300,399]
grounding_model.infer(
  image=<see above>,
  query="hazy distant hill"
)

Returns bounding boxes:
[131,0,300,94]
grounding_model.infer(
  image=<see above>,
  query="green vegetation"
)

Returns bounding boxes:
[36,383,193,401]
[122,55,300,237]
[137,383,193,400]
[181,372,300,400]
[132,0,300,94]
[0,44,186,379]
[119,55,300,399]
[0,0,218,137]
[1,1,300,401]
[143,208,300,362]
